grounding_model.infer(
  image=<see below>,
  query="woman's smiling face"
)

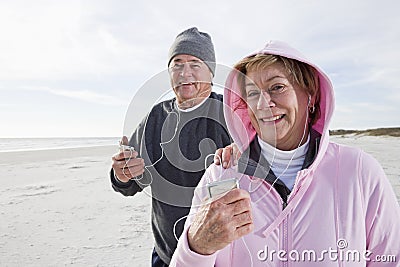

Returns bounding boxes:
[245,63,310,150]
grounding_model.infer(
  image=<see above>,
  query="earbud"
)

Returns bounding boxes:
[307,95,311,106]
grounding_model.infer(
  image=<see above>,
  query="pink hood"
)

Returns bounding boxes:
[223,40,335,163]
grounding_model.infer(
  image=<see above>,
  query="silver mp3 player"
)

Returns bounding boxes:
[119,144,135,152]
[207,178,239,198]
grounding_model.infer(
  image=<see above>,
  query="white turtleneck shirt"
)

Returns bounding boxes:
[258,134,310,191]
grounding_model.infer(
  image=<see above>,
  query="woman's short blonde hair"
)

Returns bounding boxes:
[234,54,320,125]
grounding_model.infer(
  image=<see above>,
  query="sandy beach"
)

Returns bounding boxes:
[0,135,399,266]
[0,145,153,266]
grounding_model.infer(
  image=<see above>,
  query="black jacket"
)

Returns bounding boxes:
[110,92,231,264]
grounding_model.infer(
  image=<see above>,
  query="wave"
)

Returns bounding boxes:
[0,137,119,152]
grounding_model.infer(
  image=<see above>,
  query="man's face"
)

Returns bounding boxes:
[169,54,213,108]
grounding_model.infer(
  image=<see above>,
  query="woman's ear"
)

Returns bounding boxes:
[308,93,317,107]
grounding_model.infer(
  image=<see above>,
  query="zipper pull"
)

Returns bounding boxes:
[282,201,288,210]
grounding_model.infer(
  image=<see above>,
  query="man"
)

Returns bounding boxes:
[110,27,231,266]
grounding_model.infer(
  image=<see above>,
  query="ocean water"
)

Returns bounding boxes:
[0,137,119,152]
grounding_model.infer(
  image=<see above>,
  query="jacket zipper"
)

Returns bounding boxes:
[280,173,301,267]
[282,201,289,267]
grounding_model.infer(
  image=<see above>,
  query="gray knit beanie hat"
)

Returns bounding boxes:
[168,27,216,76]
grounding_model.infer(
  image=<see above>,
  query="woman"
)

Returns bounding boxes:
[170,41,400,266]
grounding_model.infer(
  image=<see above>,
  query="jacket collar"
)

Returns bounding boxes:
[238,128,321,185]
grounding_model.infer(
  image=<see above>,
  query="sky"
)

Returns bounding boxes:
[0,0,399,137]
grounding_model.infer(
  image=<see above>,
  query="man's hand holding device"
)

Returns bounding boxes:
[112,136,145,182]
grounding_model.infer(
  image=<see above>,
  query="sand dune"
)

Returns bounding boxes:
[0,135,398,266]
[330,127,400,137]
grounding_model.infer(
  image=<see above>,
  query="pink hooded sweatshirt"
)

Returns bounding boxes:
[170,41,400,266]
